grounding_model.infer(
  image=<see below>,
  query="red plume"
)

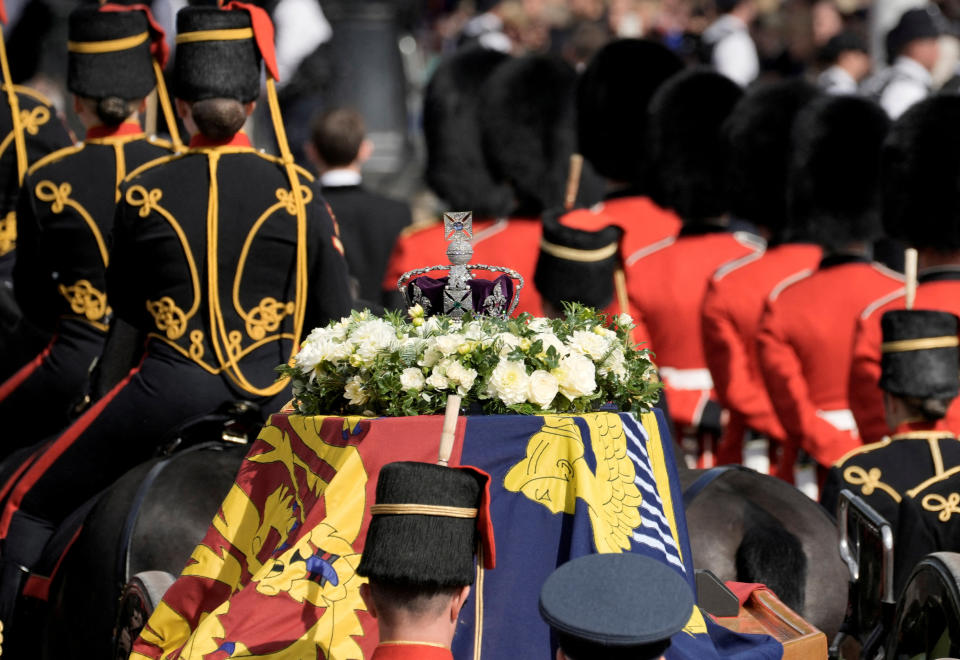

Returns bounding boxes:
[223,1,279,82]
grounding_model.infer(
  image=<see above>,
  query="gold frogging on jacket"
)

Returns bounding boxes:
[59,279,110,325]
[843,465,902,503]
[922,492,960,522]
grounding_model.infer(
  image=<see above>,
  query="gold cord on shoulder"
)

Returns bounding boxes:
[882,336,959,353]
[67,32,149,53]
[369,504,478,518]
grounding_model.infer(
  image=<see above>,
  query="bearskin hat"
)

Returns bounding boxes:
[647,69,743,222]
[723,80,820,237]
[423,46,513,218]
[577,39,683,186]
[480,54,577,217]
[174,7,262,103]
[788,95,890,251]
[883,96,960,251]
[357,462,489,589]
[881,310,960,400]
[68,6,157,100]
[535,210,623,311]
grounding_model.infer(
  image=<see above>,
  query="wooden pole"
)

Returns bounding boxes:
[904,248,918,310]
[437,394,461,466]
[144,90,158,137]
[564,153,583,211]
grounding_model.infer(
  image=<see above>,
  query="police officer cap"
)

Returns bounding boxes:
[886,6,943,60]
[539,553,694,659]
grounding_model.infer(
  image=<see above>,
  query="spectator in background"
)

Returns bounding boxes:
[308,108,411,310]
[817,31,871,94]
[702,0,760,87]
[863,6,943,118]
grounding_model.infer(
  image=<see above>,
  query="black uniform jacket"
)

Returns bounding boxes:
[821,422,960,530]
[13,123,173,334]
[322,181,411,306]
[108,133,353,397]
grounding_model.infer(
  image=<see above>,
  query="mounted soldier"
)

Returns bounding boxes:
[0,1,352,639]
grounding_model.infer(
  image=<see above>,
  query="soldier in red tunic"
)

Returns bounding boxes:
[701,81,822,474]
[557,40,684,269]
[757,96,902,495]
[626,69,756,467]
[357,462,494,660]
[850,96,960,446]
[383,51,576,317]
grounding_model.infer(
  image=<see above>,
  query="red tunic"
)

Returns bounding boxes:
[850,269,960,445]
[757,256,903,475]
[382,217,543,316]
[560,194,681,260]
[701,243,823,466]
[372,642,454,660]
[626,227,763,435]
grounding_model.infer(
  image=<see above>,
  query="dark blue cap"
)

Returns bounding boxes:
[539,553,694,648]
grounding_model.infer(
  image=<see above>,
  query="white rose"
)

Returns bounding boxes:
[495,333,522,358]
[446,360,478,395]
[350,319,400,365]
[294,341,324,372]
[344,375,369,406]
[534,332,566,357]
[568,329,612,360]
[528,370,559,408]
[552,352,597,400]
[435,333,464,356]
[400,367,425,391]
[618,313,633,327]
[418,343,443,368]
[426,370,450,390]
[489,359,530,406]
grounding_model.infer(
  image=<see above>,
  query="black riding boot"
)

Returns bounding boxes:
[0,511,54,656]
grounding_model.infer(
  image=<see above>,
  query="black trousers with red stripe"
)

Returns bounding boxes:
[0,340,289,572]
[0,321,105,458]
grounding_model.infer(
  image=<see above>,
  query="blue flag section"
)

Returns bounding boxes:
[454,410,784,660]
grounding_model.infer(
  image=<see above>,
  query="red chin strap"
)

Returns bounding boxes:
[99,3,170,68]
[456,465,497,570]
[223,1,279,82]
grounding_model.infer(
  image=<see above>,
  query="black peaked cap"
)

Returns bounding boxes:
[357,462,484,589]
[540,553,693,650]
[174,6,261,103]
[577,39,683,186]
[68,6,155,100]
[881,310,960,400]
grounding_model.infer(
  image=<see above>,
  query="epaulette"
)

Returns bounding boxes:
[10,84,55,108]
[834,436,892,466]
[26,143,86,177]
[768,268,814,302]
[625,235,675,267]
[859,287,907,320]
[907,464,960,498]
[123,152,188,183]
[399,217,442,239]
[713,249,764,282]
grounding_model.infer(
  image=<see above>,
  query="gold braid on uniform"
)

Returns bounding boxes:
[922,492,960,522]
[843,465,902,503]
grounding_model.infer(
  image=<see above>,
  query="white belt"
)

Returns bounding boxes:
[658,367,713,391]
[817,408,858,433]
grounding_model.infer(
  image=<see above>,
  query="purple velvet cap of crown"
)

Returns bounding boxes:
[407,274,514,316]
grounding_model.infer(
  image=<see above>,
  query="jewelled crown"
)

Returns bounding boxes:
[398,211,523,319]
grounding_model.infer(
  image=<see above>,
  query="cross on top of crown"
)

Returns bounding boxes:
[444,211,473,242]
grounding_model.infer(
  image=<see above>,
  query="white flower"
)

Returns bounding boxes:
[489,359,530,405]
[495,332,522,358]
[618,313,633,327]
[534,332,566,357]
[446,360,478,395]
[528,370,559,408]
[599,347,627,380]
[463,320,487,341]
[350,319,400,365]
[400,367,425,391]
[344,375,369,406]
[419,344,443,368]
[435,333,465,356]
[408,304,425,319]
[552,352,597,400]
[528,317,551,333]
[568,329,612,361]
[426,370,450,390]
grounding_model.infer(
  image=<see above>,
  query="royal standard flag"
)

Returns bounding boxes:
[132,410,783,659]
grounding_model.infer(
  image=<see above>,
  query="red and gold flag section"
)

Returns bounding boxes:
[131,411,783,660]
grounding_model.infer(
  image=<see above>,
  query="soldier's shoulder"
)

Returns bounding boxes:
[26,142,86,178]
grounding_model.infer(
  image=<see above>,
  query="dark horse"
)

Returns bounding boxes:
[36,416,254,659]
[680,465,849,640]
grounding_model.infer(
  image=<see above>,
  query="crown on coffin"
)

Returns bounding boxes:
[397,211,524,320]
